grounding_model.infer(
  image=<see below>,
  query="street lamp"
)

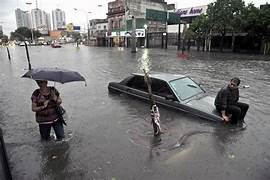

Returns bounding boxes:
[144,24,148,48]
[25,2,35,44]
[74,8,91,45]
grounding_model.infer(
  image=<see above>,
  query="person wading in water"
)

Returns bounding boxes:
[31,80,65,140]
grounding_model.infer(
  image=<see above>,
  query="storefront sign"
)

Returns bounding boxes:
[106,29,145,37]
[176,5,207,17]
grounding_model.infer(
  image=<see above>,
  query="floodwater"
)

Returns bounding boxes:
[0,45,270,180]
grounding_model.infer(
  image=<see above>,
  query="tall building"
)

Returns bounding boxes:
[31,8,51,34]
[15,8,32,28]
[0,25,3,37]
[52,9,66,30]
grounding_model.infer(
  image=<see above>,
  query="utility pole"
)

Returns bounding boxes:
[177,23,181,50]
[124,0,128,47]
[131,16,136,53]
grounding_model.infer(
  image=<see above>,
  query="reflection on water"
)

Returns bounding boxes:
[138,49,151,73]
[40,142,70,179]
[0,45,270,179]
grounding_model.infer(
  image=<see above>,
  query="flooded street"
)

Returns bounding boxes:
[0,45,270,179]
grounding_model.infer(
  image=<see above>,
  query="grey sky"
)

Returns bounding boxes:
[0,0,268,35]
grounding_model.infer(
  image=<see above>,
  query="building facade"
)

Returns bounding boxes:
[89,19,108,37]
[106,0,168,47]
[31,8,51,34]
[52,9,66,30]
[89,19,108,46]
[106,0,125,46]
[15,8,32,29]
[0,25,3,37]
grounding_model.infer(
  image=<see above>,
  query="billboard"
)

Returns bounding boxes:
[66,23,74,32]
[176,5,207,17]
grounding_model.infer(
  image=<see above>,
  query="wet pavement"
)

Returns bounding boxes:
[0,45,270,180]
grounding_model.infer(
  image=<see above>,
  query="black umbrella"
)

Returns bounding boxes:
[21,67,86,84]
[22,67,86,126]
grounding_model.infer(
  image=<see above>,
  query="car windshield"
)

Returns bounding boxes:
[169,77,204,100]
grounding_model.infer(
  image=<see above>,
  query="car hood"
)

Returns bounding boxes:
[186,95,219,116]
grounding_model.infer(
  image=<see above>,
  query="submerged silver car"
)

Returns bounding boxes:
[108,73,223,122]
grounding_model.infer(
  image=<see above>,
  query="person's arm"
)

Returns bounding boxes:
[53,95,62,105]
[51,88,62,105]
[235,88,239,102]
[32,100,49,112]
[219,88,230,121]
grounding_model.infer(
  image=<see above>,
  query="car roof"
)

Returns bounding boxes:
[132,73,187,82]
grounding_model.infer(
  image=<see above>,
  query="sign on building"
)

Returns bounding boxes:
[106,29,145,37]
[176,5,207,17]
[66,23,74,32]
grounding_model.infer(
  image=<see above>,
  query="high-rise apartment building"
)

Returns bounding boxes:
[0,25,3,37]
[52,9,66,30]
[31,8,51,33]
[15,8,32,28]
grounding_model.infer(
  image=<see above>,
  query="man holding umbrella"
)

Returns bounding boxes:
[31,80,65,141]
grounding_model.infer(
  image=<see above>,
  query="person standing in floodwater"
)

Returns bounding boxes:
[214,77,249,128]
[31,80,65,140]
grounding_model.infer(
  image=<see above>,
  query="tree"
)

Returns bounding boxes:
[207,0,245,52]
[69,32,81,42]
[0,35,8,45]
[10,27,41,41]
[33,30,41,39]
[189,14,211,51]
[259,4,270,54]
[240,3,270,54]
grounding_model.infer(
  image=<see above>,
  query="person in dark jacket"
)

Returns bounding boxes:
[215,77,249,126]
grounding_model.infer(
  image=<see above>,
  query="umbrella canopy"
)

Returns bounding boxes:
[22,67,86,84]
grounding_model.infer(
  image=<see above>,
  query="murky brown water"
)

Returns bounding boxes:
[0,45,270,179]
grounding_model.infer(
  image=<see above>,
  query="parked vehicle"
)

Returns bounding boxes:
[51,43,62,48]
[108,73,223,122]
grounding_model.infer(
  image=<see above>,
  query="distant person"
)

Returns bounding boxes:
[31,80,65,140]
[214,77,249,127]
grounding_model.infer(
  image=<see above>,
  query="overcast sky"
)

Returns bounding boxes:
[0,0,267,35]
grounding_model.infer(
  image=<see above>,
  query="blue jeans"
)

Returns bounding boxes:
[39,120,65,140]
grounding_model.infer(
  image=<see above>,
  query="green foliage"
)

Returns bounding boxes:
[241,3,270,40]
[33,30,41,38]
[207,0,245,35]
[189,14,209,41]
[10,27,41,41]
[188,0,270,51]
[12,27,32,40]
[0,35,8,45]
[68,32,81,41]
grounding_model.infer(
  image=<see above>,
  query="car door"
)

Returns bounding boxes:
[150,78,180,108]
[125,75,150,100]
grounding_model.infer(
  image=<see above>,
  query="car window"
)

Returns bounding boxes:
[151,79,175,98]
[169,77,204,100]
[126,76,147,92]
